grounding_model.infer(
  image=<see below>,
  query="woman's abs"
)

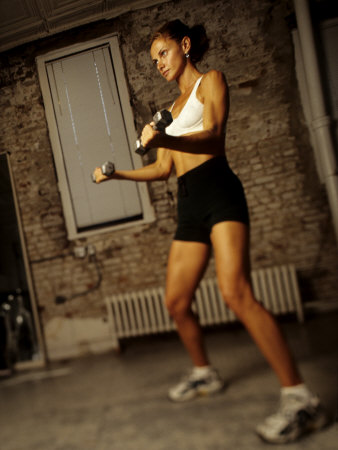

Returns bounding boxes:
[172,150,225,177]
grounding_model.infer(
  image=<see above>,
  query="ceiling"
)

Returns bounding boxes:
[1,0,336,54]
[0,0,168,53]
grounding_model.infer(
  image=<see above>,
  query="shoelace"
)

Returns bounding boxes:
[272,394,309,422]
[180,369,213,384]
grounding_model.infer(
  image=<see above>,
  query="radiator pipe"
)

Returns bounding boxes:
[294,0,338,244]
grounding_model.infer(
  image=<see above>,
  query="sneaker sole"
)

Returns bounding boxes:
[197,382,225,396]
[168,383,225,403]
[256,410,329,444]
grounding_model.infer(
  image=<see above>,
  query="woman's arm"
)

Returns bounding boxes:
[141,70,229,155]
[93,147,173,183]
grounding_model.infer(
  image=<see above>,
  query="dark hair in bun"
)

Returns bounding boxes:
[151,19,209,63]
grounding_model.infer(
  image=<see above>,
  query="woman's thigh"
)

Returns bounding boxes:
[165,240,211,310]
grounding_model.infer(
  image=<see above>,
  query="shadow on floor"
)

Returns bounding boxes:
[0,311,337,450]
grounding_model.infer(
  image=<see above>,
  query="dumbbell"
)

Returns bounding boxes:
[92,161,115,183]
[135,109,173,155]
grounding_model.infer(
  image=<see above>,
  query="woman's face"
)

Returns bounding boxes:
[150,37,186,81]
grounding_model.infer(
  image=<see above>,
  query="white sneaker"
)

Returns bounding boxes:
[168,368,224,402]
[256,393,328,444]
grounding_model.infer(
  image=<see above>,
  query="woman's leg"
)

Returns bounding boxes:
[165,240,211,367]
[211,221,302,387]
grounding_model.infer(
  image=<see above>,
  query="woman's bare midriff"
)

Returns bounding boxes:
[171,146,225,177]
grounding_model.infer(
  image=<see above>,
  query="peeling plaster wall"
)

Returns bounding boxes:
[0,0,337,360]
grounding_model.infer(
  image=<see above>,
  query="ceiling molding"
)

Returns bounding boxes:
[0,0,169,53]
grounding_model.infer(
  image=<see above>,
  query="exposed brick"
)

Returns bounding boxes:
[0,0,337,357]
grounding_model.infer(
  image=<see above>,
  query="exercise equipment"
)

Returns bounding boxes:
[135,109,172,155]
[92,109,172,182]
[92,161,115,183]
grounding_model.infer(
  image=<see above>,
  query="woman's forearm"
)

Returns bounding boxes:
[97,160,170,183]
[112,163,166,181]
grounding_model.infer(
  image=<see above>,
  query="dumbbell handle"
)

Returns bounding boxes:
[92,161,115,183]
[136,109,172,156]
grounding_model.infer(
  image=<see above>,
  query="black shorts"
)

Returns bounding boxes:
[175,156,249,245]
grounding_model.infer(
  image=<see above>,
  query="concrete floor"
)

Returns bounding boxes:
[0,311,337,450]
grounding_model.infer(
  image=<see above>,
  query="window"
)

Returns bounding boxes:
[37,35,154,239]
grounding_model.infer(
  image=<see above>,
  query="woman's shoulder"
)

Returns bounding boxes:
[200,70,227,99]
[201,70,226,85]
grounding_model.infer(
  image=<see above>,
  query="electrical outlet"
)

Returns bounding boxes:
[74,246,86,258]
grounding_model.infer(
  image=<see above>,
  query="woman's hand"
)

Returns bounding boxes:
[141,121,161,148]
[93,167,109,183]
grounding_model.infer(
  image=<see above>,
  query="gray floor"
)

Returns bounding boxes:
[1,312,337,450]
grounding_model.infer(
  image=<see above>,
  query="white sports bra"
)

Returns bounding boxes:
[165,76,204,137]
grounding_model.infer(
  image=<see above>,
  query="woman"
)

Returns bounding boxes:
[94,19,327,444]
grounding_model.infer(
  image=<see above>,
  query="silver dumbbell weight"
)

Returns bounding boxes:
[92,161,115,183]
[135,109,173,156]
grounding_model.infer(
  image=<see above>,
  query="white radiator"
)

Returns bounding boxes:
[105,264,304,351]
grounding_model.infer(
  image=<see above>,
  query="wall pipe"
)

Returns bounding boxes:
[294,0,338,244]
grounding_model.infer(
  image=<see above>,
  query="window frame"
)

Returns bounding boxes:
[36,34,155,240]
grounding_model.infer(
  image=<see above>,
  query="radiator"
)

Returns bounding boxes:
[105,264,304,351]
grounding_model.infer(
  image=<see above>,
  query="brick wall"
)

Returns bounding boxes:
[0,0,337,359]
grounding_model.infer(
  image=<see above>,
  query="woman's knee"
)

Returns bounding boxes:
[165,295,192,321]
[219,278,257,317]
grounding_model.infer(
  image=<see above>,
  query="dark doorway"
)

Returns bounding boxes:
[0,153,44,372]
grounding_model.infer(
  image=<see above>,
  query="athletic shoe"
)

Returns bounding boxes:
[168,368,224,402]
[256,392,328,444]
